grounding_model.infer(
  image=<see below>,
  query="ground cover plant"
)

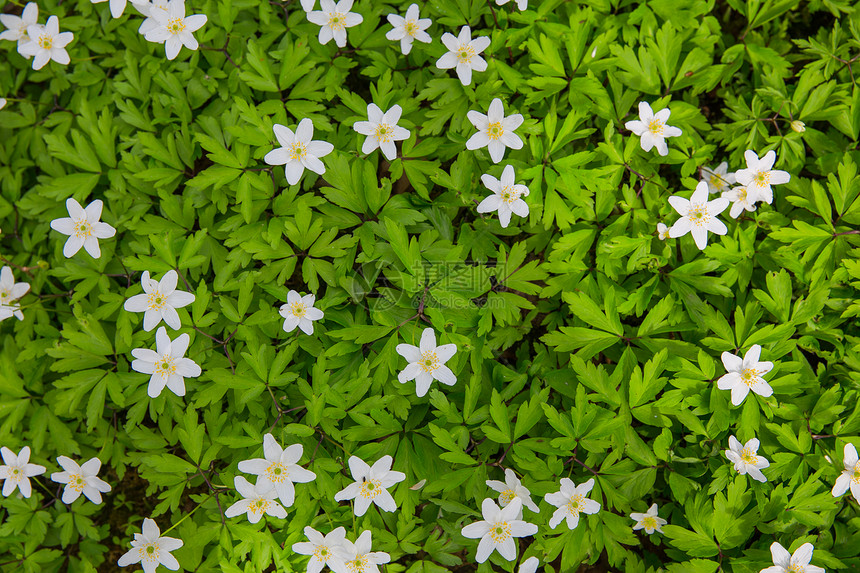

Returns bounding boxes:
[1,0,860,571]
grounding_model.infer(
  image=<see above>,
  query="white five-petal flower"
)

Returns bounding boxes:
[50,456,112,504]
[333,455,406,516]
[50,198,117,259]
[338,530,390,573]
[0,2,38,48]
[264,119,333,185]
[461,498,538,563]
[18,15,73,70]
[624,101,682,156]
[734,150,791,205]
[466,98,524,164]
[238,433,316,507]
[143,0,207,61]
[760,542,825,573]
[717,344,774,406]
[477,164,530,228]
[117,518,183,572]
[545,477,601,530]
[353,103,410,161]
[667,181,729,250]
[0,446,46,498]
[224,476,289,523]
[723,185,757,219]
[831,442,860,503]
[279,290,324,335]
[124,270,196,331]
[486,468,540,517]
[292,526,348,573]
[131,326,201,398]
[701,162,736,195]
[307,0,363,48]
[91,0,131,19]
[396,327,457,397]
[385,4,431,56]
[436,26,490,86]
[630,503,667,534]
[0,266,30,323]
[656,222,669,240]
[725,435,770,483]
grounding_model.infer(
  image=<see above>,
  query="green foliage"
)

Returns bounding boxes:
[1,0,860,572]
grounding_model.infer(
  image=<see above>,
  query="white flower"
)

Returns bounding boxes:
[545,477,601,530]
[50,456,112,504]
[132,0,169,36]
[353,103,410,161]
[0,98,5,110]
[436,26,490,86]
[306,0,363,48]
[123,270,195,331]
[292,526,348,573]
[333,455,406,516]
[722,186,757,219]
[734,150,791,205]
[395,327,457,397]
[519,556,540,573]
[300,0,316,11]
[725,436,770,483]
[224,476,288,523]
[264,119,333,185]
[760,542,825,573]
[477,164,529,228]
[385,3,431,56]
[117,518,183,572]
[237,433,316,507]
[143,0,207,61]
[630,503,667,534]
[466,98,524,164]
[624,101,682,156]
[91,0,130,19]
[656,222,669,240]
[50,198,117,259]
[0,446,45,498]
[831,443,860,503]
[0,266,30,323]
[279,290,324,335]
[0,2,38,48]
[701,162,736,195]
[667,181,729,250]
[461,498,538,563]
[18,16,73,71]
[485,468,540,517]
[496,0,528,10]
[131,326,201,398]
[717,344,774,406]
[338,530,390,573]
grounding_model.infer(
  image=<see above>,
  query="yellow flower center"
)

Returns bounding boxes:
[852,461,860,483]
[489,521,512,543]
[740,447,758,464]
[10,467,22,481]
[38,34,53,50]
[250,497,270,514]
[328,12,345,30]
[457,43,476,63]
[69,474,85,492]
[419,350,439,372]
[404,20,418,36]
[787,564,804,573]
[313,545,332,561]
[374,123,394,143]
[147,291,166,310]
[753,171,770,187]
[688,205,709,226]
[168,18,186,34]
[74,219,94,238]
[648,118,664,135]
[290,142,307,161]
[155,355,177,378]
[740,368,759,386]
[500,185,520,204]
[709,173,727,191]
[265,462,288,483]
[566,494,583,516]
[290,302,307,318]
[359,479,382,498]
[737,187,748,201]
[346,555,369,573]
[486,121,504,140]
[498,489,516,505]
[642,516,657,529]
[139,543,159,561]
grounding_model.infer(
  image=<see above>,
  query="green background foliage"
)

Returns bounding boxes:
[1,0,860,571]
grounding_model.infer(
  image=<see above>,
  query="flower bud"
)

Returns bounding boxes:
[791,120,806,133]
